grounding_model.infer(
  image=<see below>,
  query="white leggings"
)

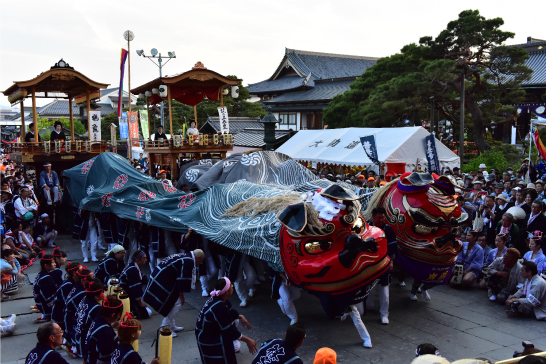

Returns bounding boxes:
[81,214,98,260]
[279,281,300,322]
[234,254,256,302]
[347,302,371,341]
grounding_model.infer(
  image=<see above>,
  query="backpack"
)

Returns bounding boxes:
[3,196,18,225]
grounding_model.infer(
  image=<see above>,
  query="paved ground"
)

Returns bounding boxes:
[2,233,545,364]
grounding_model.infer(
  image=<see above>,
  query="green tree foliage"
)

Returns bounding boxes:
[461,144,519,173]
[324,10,532,153]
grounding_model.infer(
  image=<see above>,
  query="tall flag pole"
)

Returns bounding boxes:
[118,49,128,119]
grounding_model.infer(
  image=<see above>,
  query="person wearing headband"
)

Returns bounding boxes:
[73,278,105,359]
[34,213,57,248]
[39,162,60,206]
[94,244,125,284]
[196,277,257,363]
[86,295,124,364]
[49,248,67,286]
[51,262,81,350]
[64,268,93,357]
[113,313,159,364]
[33,253,58,323]
[119,250,151,319]
[143,249,205,337]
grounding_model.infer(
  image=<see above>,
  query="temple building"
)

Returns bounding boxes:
[247,48,378,130]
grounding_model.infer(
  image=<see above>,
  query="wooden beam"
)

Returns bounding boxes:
[194,105,198,129]
[20,99,25,140]
[168,85,173,137]
[220,86,223,107]
[69,98,74,141]
[146,97,151,139]
[86,87,91,139]
[32,86,38,142]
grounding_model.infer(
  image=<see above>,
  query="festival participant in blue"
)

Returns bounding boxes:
[86,295,123,364]
[119,250,151,319]
[452,230,484,288]
[485,234,508,266]
[94,245,126,284]
[251,323,305,364]
[195,277,257,364]
[33,252,58,323]
[39,162,60,206]
[51,262,81,346]
[73,278,105,359]
[64,268,94,357]
[523,235,545,273]
[143,249,204,337]
[369,207,398,322]
[50,247,67,286]
[111,313,159,364]
[25,322,69,364]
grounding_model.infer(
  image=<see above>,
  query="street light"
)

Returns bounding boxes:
[136,48,176,129]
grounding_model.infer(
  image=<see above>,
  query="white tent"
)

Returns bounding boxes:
[276,126,460,171]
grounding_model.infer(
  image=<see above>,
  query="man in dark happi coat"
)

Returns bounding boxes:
[195,277,257,364]
[143,249,204,335]
[119,250,151,318]
[25,322,69,364]
[94,245,125,284]
[251,323,306,364]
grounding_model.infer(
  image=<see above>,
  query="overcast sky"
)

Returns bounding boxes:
[1,0,542,108]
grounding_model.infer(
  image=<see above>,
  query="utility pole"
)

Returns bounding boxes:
[459,68,465,161]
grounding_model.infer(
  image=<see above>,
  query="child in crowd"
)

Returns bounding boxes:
[51,262,81,348]
[86,295,123,364]
[64,268,93,357]
[33,253,58,323]
[73,278,104,359]
[113,314,160,364]
[50,247,67,286]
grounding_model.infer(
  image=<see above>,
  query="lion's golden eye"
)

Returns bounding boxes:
[414,224,438,235]
[304,241,333,254]
[351,217,365,235]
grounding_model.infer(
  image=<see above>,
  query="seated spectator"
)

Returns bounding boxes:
[85,295,123,364]
[484,234,508,266]
[506,261,546,320]
[523,235,545,274]
[119,250,151,319]
[4,221,36,264]
[251,323,305,364]
[1,249,21,300]
[94,244,125,284]
[496,213,523,254]
[113,314,159,364]
[453,230,484,287]
[483,248,523,303]
[477,235,491,264]
[39,163,60,206]
[34,213,57,248]
[24,123,41,143]
[13,186,37,221]
[25,322,69,364]
[314,347,337,364]
[20,222,42,255]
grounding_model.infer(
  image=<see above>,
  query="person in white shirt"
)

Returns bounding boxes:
[13,187,37,220]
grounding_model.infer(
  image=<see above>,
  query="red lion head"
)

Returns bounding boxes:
[277,185,389,296]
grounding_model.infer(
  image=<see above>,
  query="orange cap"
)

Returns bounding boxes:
[159,170,167,174]
[368,177,375,181]
[357,175,365,179]
[380,181,386,186]
[313,347,337,364]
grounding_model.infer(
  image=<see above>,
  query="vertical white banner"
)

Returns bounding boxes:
[89,111,101,141]
[217,106,229,134]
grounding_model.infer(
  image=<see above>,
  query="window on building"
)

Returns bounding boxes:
[279,112,297,125]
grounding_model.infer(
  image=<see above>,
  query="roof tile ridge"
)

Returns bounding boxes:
[287,48,380,60]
